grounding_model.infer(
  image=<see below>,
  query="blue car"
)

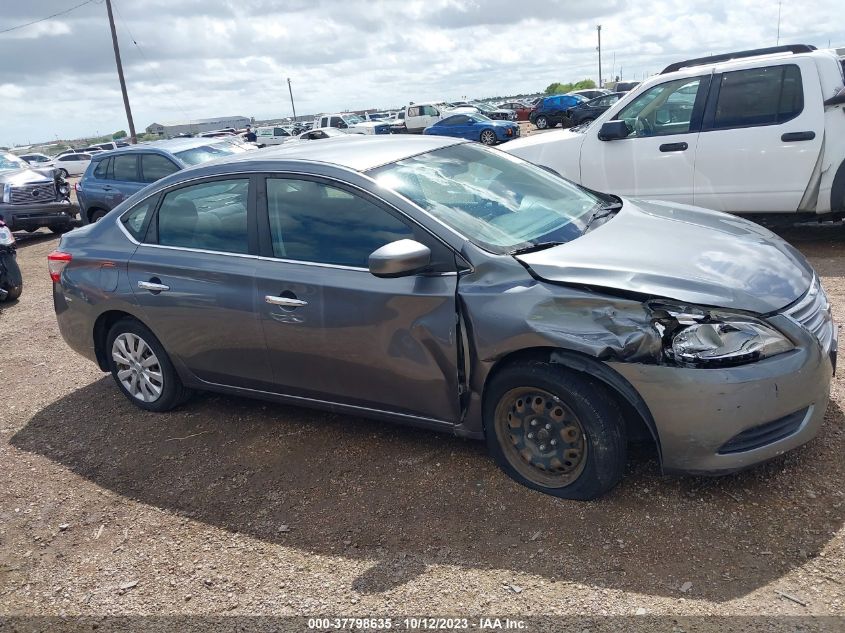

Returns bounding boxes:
[76,138,248,224]
[528,94,587,129]
[423,113,520,146]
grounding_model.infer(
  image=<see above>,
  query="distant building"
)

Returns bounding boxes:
[145,116,252,137]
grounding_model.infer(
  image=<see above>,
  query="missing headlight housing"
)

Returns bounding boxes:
[651,303,794,368]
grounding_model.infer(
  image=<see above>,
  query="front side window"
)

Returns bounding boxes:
[370,143,601,254]
[407,107,421,117]
[713,64,803,129]
[157,179,249,253]
[140,154,179,183]
[266,178,414,267]
[614,76,703,137]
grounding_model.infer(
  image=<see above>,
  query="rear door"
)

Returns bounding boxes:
[693,59,824,213]
[127,175,272,389]
[106,154,145,208]
[254,175,461,422]
[578,74,709,203]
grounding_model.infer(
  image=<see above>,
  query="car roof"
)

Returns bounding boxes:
[207,135,466,172]
[92,137,232,159]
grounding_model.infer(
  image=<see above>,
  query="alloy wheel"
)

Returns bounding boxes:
[480,130,497,145]
[493,387,588,488]
[111,332,164,403]
[536,116,548,129]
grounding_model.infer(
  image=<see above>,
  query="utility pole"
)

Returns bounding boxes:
[596,25,603,88]
[776,0,782,45]
[105,0,137,144]
[287,78,297,121]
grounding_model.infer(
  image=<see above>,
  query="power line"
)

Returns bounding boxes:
[0,0,98,36]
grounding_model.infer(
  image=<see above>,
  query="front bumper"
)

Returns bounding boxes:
[607,315,836,474]
[1,200,78,231]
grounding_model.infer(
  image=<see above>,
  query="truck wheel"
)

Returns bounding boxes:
[484,361,626,500]
[480,129,497,145]
[535,116,549,130]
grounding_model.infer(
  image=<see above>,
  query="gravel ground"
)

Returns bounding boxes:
[0,219,843,631]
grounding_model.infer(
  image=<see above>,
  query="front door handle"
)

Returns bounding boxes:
[659,142,689,152]
[781,131,816,142]
[138,280,170,292]
[266,295,308,308]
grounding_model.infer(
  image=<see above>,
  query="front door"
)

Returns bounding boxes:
[127,176,273,389]
[254,175,461,423]
[579,74,710,203]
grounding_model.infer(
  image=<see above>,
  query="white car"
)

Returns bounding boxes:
[315,113,390,135]
[284,127,351,143]
[506,44,845,218]
[49,152,93,177]
[256,125,294,146]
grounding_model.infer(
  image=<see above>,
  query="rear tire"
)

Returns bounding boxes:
[484,361,626,500]
[106,318,192,412]
[2,283,22,301]
[49,224,72,235]
[89,208,109,223]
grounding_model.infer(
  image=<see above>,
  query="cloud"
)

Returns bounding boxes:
[0,0,841,147]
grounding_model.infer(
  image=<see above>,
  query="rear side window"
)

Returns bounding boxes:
[121,198,156,241]
[93,158,111,178]
[140,154,179,183]
[156,179,249,254]
[712,64,803,129]
[112,155,139,182]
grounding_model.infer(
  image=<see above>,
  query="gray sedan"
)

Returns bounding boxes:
[50,136,836,499]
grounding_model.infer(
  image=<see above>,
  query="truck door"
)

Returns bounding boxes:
[693,59,824,213]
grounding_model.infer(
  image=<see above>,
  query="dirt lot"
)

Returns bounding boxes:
[1,221,844,629]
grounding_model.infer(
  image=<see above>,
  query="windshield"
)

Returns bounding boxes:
[369,143,603,254]
[174,143,239,166]
[344,114,364,124]
[0,152,29,172]
[473,102,493,112]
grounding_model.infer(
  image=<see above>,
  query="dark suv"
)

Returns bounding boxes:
[529,94,587,129]
[77,138,246,224]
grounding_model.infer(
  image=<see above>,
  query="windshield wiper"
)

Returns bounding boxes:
[509,241,566,256]
[583,198,623,231]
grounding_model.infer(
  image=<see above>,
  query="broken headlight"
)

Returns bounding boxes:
[654,305,794,367]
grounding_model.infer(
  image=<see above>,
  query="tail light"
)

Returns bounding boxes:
[47,251,72,282]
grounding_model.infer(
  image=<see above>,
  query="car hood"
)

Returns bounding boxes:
[515,199,813,314]
[0,167,55,185]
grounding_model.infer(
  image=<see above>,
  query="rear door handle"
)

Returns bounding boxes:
[781,131,816,142]
[266,295,307,308]
[659,142,689,152]
[138,280,170,292]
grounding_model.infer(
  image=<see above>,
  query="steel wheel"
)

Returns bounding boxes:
[493,387,588,488]
[480,129,497,145]
[111,332,164,403]
[535,116,548,129]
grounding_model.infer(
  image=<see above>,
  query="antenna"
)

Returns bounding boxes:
[776,0,782,46]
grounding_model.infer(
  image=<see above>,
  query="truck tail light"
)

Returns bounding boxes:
[47,251,72,282]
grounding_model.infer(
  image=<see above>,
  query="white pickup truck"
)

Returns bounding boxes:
[506,45,845,220]
[315,113,390,135]
[402,102,475,134]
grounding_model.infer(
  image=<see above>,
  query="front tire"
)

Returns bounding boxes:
[49,224,72,235]
[535,116,549,130]
[480,129,497,145]
[484,361,626,500]
[2,283,22,301]
[57,168,69,178]
[106,318,191,412]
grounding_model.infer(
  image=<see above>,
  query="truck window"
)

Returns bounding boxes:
[407,106,421,118]
[712,64,803,129]
[615,76,703,138]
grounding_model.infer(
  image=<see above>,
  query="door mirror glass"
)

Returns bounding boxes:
[368,239,431,278]
[598,120,630,141]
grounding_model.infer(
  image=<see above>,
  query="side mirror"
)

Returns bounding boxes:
[598,120,630,141]
[823,87,845,107]
[368,239,431,278]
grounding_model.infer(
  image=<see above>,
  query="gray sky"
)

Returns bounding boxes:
[0,0,841,147]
